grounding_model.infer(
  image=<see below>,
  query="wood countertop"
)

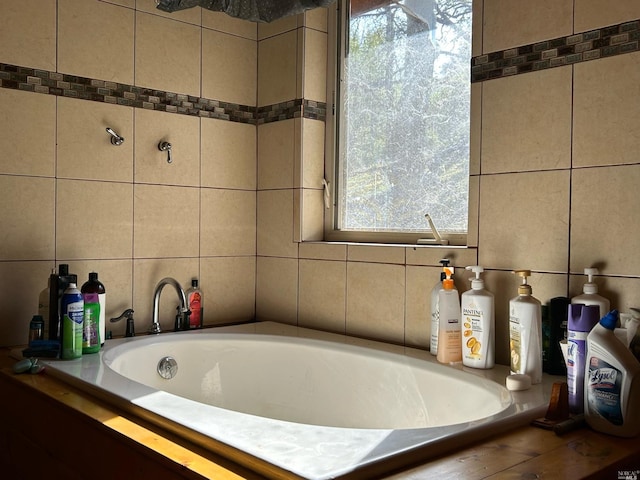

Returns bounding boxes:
[1,349,638,479]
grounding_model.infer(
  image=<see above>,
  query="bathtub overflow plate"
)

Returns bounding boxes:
[157,356,178,379]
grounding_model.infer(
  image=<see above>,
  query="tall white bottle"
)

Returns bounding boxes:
[461,266,495,369]
[437,267,462,364]
[571,267,610,320]
[430,259,452,356]
[585,310,640,437]
[509,270,542,384]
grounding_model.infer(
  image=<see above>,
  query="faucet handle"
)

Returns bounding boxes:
[158,141,172,163]
[110,309,136,337]
[174,306,191,332]
[110,308,134,322]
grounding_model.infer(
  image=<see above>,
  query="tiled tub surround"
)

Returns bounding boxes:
[2,0,640,375]
[0,0,329,346]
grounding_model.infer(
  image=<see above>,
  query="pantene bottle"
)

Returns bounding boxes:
[437,267,462,364]
[572,268,610,320]
[585,310,640,437]
[430,259,451,355]
[509,270,542,384]
[461,266,494,369]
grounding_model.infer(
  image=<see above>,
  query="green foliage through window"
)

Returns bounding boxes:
[333,0,472,238]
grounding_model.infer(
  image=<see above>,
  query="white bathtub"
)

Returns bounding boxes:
[44,322,554,479]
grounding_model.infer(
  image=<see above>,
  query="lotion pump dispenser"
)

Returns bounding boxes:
[436,267,462,364]
[430,258,452,356]
[461,266,495,369]
[572,268,610,320]
[509,270,543,384]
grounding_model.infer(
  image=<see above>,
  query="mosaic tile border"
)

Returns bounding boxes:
[472,19,640,83]
[0,63,326,124]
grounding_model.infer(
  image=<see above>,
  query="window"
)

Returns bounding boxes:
[325,0,472,244]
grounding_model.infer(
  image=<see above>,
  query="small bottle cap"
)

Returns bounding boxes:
[89,272,98,281]
[192,278,198,288]
[600,310,618,330]
[518,284,532,295]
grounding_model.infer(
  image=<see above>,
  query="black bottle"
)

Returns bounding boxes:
[81,272,106,346]
[542,296,569,375]
[47,264,77,341]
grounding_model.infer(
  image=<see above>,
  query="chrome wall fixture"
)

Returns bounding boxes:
[158,141,172,163]
[106,127,125,146]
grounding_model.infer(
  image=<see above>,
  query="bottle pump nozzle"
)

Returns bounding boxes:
[582,267,599,294]
[466,265,484,289]
[439,259,451,281]
[512,270,532,295]
[443,267,455,290]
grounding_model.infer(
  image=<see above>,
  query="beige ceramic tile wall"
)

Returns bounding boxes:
[58,0,135,85]
[0,0,57,71]
[483,0,573,52]
[257,2,640,364]
[0,1,257,345]
[0,89,56,177]
[202,28,257,105]
[3,0,640,365]
[574,0,640,32]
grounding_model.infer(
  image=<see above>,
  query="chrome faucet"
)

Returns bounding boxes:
[150,277,188,334]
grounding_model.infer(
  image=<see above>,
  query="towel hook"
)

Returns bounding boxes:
[106,127,124,146]
[158,141,172,163]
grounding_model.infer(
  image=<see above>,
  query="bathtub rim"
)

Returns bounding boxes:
[41,321,556,480]
[101,328,514,430]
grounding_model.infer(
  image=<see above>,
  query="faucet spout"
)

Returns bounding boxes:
[150,277,188,334]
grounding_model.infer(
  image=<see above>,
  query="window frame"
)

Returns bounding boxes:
[323,0,470,246]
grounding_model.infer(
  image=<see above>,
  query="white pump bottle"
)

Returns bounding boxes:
[572,267,610,320]
[430,259,452,356]
[509,270,542,384]
[461,266,495,369]
[437,267,462,364]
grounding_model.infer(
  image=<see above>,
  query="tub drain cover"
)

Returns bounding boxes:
[157,356,178,379]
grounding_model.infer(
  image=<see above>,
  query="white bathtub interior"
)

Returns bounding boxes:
[42,322,556,479]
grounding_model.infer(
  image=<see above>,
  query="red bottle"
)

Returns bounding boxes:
[186,279,203,328]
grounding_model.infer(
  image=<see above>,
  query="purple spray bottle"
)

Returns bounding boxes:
[567,303,600,414]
